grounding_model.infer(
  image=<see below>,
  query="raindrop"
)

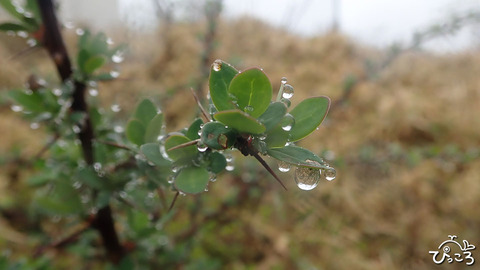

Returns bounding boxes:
[281,77,288,84]
[171,165,180,173]
[244,105,254,112]
[325,167,337,181]
[10,105,23,112]
[278,161,291,172]
[109,70,120,78]
[30,122,39,130]
[197,143,208,152]
[204,187,209,192]
[93,162,102,172]
[259,135,266,140]
[209,104,217,114]
[72,125,81,133]
[88,89,98,96]
[114,125,124,133]
[14,6,25,14]
[16,31,28,38]
[294,166,321,191]
[179,191,186,196]
[24,89,33,95]
[226,164,235,171]
[75,28,85,35]
[23,11,33,18]
[111,51,124,63]
[281,98,291,108]
[111,104,121,112]
[64,21,75,29]
[224,153,233,162]
[213,60,222,71]
[282,84,294,99]
[53,88,62,96]
[106,37,114,45]
[167,175,174,184]
[26,38,37,47]
[209,174,217,182]
[281,114,295,131]
[73,181,82,189]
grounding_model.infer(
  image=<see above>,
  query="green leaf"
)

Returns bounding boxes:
[164,134,197,161]
[214,110,266,134]
[200,121,237,150]
[126,119,145,146]
[83,55,106,75]
[140,143,170,167]
[144,113,164,143]
[77,49,90,74]
[267,145,328,169]
[134,99,157,127]
[0,0,26,21]
[8,90,43,112]
[174,166,209,194]
[0,22,29,32]
[75,167,104,190]
[289,96,331,141]
[264,125,289,148]
[185,118,203,140]
[36,181,83,215]
[258,102,287,132]
[228,68,272,118]
[209,60,239,111]
[208,152,227,173]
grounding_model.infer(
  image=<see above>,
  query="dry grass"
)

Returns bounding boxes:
[1,16,480,269]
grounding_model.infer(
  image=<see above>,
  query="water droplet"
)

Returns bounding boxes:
[167,175,174,184]
[179,191,186,196]
[93,162,102,172]
[111,51,124,63]
[106,37,114,45]
[114,125,124,133]
[259,135,266,140]
[10,105,23,112]
[88,88,98,96]
[204,187,209,192]
[325,167,337,181]
[226,164,235,171]
[23,11,33,18]
[197,143,208,152]
[64,21,75,29]
[16,31,28,38]
[244,105,254,112]
[225,153,233,162]
[30,122,39,129]
[209,174,217,182]
[294,166,320,190]
[73,181,82,189]
[213,60,222,71]
[281,114,295,131]
[281,77,288,84]
[278,161,291,172]
[109,70,120,78]
[75,28,85,35]
[72,125,81,133]
[26,38,37,47]
[281,98,291,108]
[282,84,294,99]
[53,88,62,96]
[172,165,180,173]
[111,104,121,112]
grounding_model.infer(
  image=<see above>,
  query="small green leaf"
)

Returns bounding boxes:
[228,68,272,118]
[36,181,83,215]
[164,134,197,161]
[0,0,27,21]
[267,145,328,169]
[209,60,239,111]
[174,166,209,194]
[200,121,237,150]
[8,90,43,112]
[126,119,145,146]
[0,22,29,32]
[264,125,289,148]
[140,143,170,167]
[258,102,287,132]
[83,55,106,75]
[134,99,157,127]
[144,113,164,143]
[289,96,331,141]
[214,110,266,134]
[75,167,103,190]
[186,118,203,140]
[208,152,227,173]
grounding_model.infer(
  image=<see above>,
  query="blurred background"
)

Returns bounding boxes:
[1,0,480,269]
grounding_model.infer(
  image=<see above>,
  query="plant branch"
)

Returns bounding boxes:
[37,0,125,263]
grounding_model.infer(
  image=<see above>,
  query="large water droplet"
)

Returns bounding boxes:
[111,51,124,63]
[282,84,294,99]
[294,166,321,190]
[225,153,233,163]
[226,164,235,171]
[278,161,291,172]
[325,167,337,181]
[197,143,208,152]
[213,60,222,71]
[281,98,291,108]
[281,114,295,131]
[281,77,288,84]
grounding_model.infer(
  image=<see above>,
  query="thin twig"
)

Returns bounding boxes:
[95,139,133,151]
[168,191,180,212]
[7,45,40,61]
[190,88,211,122]
[252,152,287,190]
[167,139,200,152]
